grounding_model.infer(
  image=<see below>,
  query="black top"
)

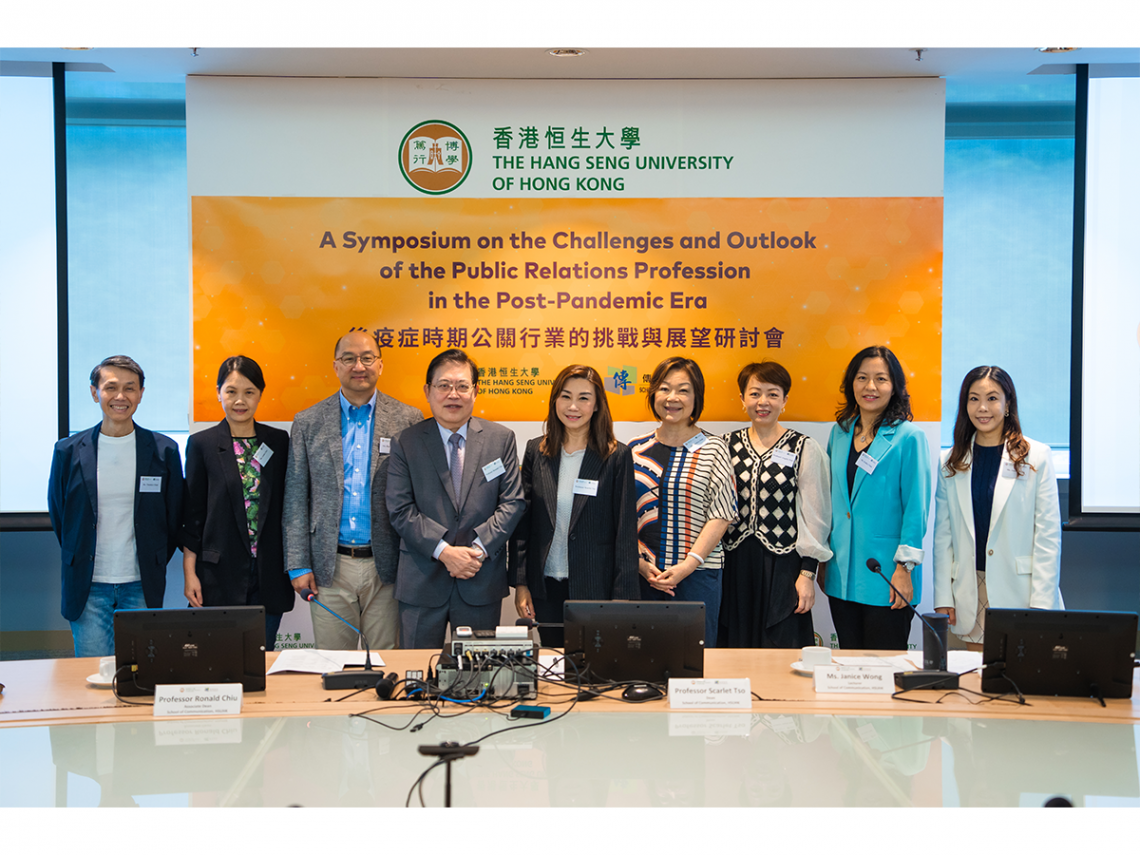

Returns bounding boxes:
[509,437,640,601]
[970,443,1003,575]
[847,431,861,497]
[180,420,295,613]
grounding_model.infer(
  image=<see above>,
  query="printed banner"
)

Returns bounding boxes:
[192,195,942,422]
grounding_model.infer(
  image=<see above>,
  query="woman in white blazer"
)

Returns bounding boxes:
[933,366,1063,647]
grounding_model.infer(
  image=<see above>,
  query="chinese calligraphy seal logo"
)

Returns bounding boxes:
[604,365,638,396]
[399,120,472,195]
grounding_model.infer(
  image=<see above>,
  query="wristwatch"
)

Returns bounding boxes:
[901,561,916,573]
[799,569,816,580]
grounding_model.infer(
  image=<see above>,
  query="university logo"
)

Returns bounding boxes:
[398,120,472,195]
[604,366,638,396]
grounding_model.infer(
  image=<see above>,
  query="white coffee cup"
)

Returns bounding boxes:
[801,646,832,668]
[98,656,116,681]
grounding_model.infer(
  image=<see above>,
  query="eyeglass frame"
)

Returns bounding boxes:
[337,353,380,367]
[430,381,475,396]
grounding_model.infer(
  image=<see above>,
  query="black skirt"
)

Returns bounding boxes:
[718,536,814,649]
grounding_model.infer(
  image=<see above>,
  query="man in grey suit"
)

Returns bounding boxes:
[283,329,423,650]
[385,348,526,649]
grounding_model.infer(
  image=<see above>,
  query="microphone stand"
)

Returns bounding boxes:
[301,588,383,690]
[866,560,959,691]
[418,743,479,808]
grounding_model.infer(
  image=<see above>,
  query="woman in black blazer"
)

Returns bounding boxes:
[181,356,293,649]
[512,364,640,648]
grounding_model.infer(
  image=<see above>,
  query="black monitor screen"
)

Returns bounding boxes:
[981,608,1137,700]
[562,600,704,684]
[113,606,267,696]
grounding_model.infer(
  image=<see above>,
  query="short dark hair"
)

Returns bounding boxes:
[835,345,912,430]
[334,329,381,358]
[646,356,705,424]
[426,348,479,386]
[736,361,792,396]
[216,355,266,392]
[90,355,144,389]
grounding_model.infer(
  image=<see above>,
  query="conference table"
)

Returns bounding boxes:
[2,649,1138,808]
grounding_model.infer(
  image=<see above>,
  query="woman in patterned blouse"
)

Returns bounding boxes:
[630,356,737,647]
[181,356,293,649]
[720,361,832,648]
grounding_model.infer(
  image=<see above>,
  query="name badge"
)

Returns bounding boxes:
[683,433,708,452]
[1000,459,1018,479]
[770,448,798,468]
[482,458,506,481]
[573,478,599,497]
[139,476,162,493]
[378,437,391,454]
[252,443,274,466]
[855,451,878,475]
[153,683,244,717]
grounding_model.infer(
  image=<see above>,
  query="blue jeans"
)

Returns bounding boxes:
[639,566,723,648]
[70,581,147,657]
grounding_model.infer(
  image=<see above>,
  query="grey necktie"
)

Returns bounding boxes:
[448,432,464,499]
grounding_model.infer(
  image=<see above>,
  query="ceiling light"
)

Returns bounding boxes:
[1038,47,1079,53]
[547,49,587,58]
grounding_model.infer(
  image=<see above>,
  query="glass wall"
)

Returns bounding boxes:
[65,76,189,439]
[942,76,1076,472]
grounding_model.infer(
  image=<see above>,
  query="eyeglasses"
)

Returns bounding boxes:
[337,354,378,367]
[432,382,474,396]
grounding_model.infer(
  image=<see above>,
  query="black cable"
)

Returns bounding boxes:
[111,666,154,706]
[891,669,1029,706]
[351,707,437,731]
[405,757,448,808]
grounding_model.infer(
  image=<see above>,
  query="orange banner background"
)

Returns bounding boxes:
[191,196,942,423]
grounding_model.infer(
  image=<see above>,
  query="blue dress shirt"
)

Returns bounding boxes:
[338,390,376,546]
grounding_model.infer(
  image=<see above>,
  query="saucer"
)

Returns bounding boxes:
[789,660,829,676]
[86,673,114,688]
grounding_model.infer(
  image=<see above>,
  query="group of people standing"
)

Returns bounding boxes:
[48,338,1063,659]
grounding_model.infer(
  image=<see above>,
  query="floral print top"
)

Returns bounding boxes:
[233,437,263,557]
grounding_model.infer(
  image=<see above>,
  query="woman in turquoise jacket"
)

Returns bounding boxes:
[823,346,931,650]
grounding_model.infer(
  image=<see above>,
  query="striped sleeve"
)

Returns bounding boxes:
[700,436,738,525]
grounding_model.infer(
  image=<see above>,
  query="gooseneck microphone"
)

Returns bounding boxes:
[865,559,959,691]
[300,587,384,690]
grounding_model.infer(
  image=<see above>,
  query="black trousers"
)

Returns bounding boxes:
[533,577,569,649]
[827,596,913,650]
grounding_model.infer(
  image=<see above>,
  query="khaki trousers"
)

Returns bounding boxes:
[310,553,399,650]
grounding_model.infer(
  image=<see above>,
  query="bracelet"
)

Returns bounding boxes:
[799,569,816,580]
[687,551,705,566]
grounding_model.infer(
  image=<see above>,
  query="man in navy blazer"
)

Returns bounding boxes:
[385,349,525,649]
[48,355,183,657]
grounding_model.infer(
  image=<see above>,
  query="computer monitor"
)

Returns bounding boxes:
[981,608,1138,700]
[562,600,705,684]
[113,606,267,696]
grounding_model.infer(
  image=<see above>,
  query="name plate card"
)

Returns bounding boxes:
[668,713,752,737]
[154,718,243,745]
[812,666,895,694]
[668,678,752,709]
[153,684,244,717]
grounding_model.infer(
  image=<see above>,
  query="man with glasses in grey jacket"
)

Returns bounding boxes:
[283,329,423,650]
